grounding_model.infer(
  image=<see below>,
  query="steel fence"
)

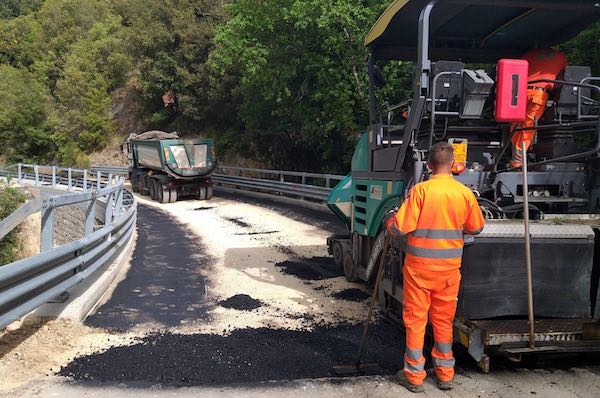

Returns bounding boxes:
[0,164,137,329]
[87,164,345,206]
[212,166,345,205]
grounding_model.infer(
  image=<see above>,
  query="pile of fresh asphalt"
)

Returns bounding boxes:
[58,322,405,386]
[275,257,344,281]
[219,294,264,311]
[332,289,371,302]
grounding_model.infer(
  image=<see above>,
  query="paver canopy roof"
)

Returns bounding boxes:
[366,0,600,62]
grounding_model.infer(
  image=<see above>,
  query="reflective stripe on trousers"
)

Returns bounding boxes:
[403,266,461,384]
[432,341,456,381]
[404,347,426,384]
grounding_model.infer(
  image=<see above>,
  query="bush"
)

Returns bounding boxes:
[0,186,27,265]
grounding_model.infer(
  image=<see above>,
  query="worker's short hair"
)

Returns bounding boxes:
[428,142,454,167]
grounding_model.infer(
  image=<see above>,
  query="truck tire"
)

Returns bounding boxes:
[333,241,344,267]
[343,252,359,282]
[206,186,214,200]
[168,188,178,203]
[150,179,159,201]
[198,186,208,200]
[140,177,150,196]
[131,176,140,193]
[159,188,169,204]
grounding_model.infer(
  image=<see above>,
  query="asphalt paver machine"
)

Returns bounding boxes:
[327,0,600,371]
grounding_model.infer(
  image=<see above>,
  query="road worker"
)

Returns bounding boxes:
[385,142,485,393]
[510,48,568,167]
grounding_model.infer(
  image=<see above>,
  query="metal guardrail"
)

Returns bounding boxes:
[88,164,346,206]
[213,166,345,204]
[0,164,137,329]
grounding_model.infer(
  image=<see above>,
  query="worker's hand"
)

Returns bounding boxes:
[383,210,402,238]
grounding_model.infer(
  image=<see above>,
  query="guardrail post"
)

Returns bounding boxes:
[40,198,55,252]
[115,185,124,217]
[97,171,102,190]
[85,193,96,236]
[17,163,22,184]
[108,173,113,187]
[67,168,72,192]
[326,177,331,188]
[51,166,57,189]
[34,165,39,186]
[105,192,114,227]
[83,169,88,192]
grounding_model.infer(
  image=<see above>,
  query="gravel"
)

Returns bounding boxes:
[58,322,405,386]
[332,289,371,302]
[275,257,344,281]
[219,295,264,311]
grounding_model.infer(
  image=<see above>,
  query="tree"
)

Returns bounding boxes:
[0,0,42,19]
[51,15,132,154]
[0,64,53,163]
[209,0,392,172]
[115,0,225,127]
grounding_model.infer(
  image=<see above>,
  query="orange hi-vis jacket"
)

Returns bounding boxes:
[393,174,485,270]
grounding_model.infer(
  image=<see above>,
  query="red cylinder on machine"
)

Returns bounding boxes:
[495,59,529,122]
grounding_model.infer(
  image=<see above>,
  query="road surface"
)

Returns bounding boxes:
[1,191,600,397]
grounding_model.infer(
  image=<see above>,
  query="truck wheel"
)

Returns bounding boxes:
[198,186,207,200]
[343,252,359,282]
[159,188,170,204]
[333,242,344,267]
[206,186,214,200]
[168,188,178,203]
[131,176,140,193]
[150,179,159,201]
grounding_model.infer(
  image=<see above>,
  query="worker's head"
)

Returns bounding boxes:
[427,142,454,174]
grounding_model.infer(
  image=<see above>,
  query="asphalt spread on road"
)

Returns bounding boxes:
[332,289,371,302]
[58,322,405,386]
[275,257,344,281]
[85,204,215,331]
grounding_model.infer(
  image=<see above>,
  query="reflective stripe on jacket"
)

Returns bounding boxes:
[394,174,485,270]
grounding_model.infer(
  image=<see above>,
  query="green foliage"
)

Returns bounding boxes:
[2,0,600,174]
[209,0,390,172]
[0,0,43,19]
[115,0,225,126]
[0,0,132,164]
[0,64,54,163]
[0,186,27,265]
[561,22,600,75]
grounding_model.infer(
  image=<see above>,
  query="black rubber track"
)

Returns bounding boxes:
[85,204,215,331]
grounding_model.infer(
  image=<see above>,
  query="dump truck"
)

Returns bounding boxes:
[327,0,600,371]
[126,131,217,203]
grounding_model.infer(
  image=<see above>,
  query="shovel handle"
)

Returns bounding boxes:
[356,233,391,365]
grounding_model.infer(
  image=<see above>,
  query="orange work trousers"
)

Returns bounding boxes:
[402,265,461,385]
[511,89,549,167]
